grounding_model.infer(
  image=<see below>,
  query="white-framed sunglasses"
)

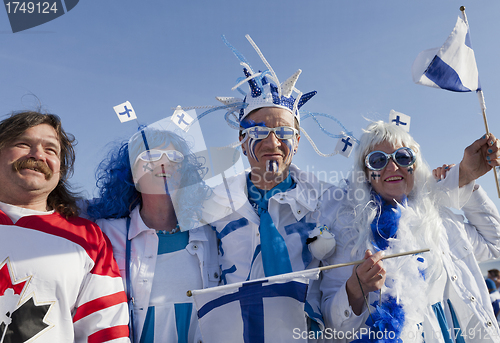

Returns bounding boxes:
[135,149,184,164]
[242,126,299,140]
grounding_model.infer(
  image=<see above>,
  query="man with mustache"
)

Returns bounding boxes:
[0,111,130,342]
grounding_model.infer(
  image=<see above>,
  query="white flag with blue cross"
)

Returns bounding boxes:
[190,269,320,343]
[171,105,194,132]
[113,101,137,123]
[334,133,354,158]
[412,15,480,92]
[389,110,411,133]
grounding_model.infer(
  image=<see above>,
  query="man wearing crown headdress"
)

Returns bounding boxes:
[202,35,342,340]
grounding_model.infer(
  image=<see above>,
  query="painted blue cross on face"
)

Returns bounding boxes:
[240,107,299,183]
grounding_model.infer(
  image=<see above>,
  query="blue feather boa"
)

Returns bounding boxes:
[352,296,405,343]
[370,193,406,251]
[351,193,408,343]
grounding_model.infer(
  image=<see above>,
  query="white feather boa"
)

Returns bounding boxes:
[368,203,444,343]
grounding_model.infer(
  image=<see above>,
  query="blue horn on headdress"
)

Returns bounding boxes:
[243,68,262,98]
[297,91,317,110]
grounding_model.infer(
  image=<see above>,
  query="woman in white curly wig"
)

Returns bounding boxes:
[321,120,500,343]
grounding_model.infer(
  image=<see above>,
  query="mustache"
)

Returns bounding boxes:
[13,158,53,180]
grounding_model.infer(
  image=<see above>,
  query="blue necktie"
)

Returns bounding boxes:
[247,174,294,276]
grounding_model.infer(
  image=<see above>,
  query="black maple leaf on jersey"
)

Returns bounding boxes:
[0,298,51,342]
[0,260,53,342]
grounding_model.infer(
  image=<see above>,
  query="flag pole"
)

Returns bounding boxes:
[318,248,430,272]
[461,6,500,198]
[187,248,430,297]
[476,89,500,197]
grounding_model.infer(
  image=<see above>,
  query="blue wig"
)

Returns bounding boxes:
[87,141,138,220]
[87,129,210,230]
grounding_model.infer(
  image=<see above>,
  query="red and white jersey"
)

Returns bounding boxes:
[0,210,130,342]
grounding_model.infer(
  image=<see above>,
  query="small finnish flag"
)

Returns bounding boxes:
[113,101,137,123]
[335,133,354,158]
[389,110,411,132]
[171,106,194,132]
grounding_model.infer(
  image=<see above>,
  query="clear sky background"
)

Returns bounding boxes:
[1,1,500,271]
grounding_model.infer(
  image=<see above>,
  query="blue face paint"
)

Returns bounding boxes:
[266,160,278,172]
[161,164,170,195]
[282,138,294,164]
[142,162,153,172]
[371,171,381,180]
[407,167,414,174]
[245,122,268,163]
[248,136,263,162]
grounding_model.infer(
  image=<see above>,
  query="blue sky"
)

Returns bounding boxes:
[1,1,500,260]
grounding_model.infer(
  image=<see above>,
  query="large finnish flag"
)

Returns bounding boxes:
[412,16,480,92]
[191,269,320,343]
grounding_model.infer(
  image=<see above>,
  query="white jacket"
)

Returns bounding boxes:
[321,166,500,342]
[98,206,220,343]
[203,164,343,340]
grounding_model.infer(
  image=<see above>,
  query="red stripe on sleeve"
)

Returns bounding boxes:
[73,291,127,322]
[15,213,122,278]
[88,325,129,343]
